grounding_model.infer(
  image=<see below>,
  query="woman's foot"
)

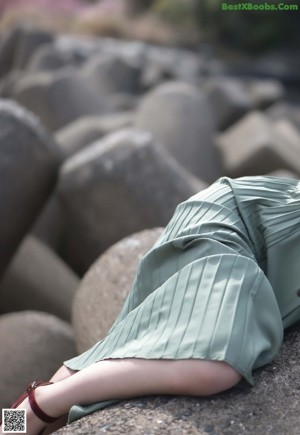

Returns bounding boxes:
[16,395,48,435]
[0,382,60,435]
[0,399,47,435]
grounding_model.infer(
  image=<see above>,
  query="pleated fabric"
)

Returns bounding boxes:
[64,176,300,422]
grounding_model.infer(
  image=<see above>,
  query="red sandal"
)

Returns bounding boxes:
[0,380,59,427]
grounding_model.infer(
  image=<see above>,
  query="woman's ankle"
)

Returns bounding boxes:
[34,384,62,421]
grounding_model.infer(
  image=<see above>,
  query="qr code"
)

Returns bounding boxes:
[2,409,26,433]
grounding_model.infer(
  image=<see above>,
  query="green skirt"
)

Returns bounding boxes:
[64,176,300,422]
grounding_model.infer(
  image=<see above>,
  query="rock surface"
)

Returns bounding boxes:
[55,112,134,158]
[0,99,60,279]
[13,68,111,131]
[217,111,300,177]
[82,53,141,96]
[0,311,76,408]
[72,228,163,353]
[135,81,221,182]
[266,102,300,132]
[31,194,66,252]
[58,128,205,275]
[27,43,82,73]
[245,78,284,109]
[0,24,54,83]
[206,77,253,130]
[0,236,79,321]
[13,26,54,70]
[53,324,300,435]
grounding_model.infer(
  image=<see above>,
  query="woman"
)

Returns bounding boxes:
[1,175,300,435]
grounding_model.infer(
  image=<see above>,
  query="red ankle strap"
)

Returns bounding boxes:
[27,381,58,424]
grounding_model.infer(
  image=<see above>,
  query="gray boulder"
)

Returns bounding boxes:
[206,77,253,130]
[0,70,22,99]
[266,102,300,132]
[13,27,54,70]
[141,49,176,88]
[13,68,111,131]
[268,169,299,179]
[82,53,141,96]
[252,51,300,86]
[140,60,173,91]
[27,43,82,73]
[106,93,138,112]
[72,228,163,353]
[31,194,66,252]
[216,111,300,177]
[0,100,61,279]
[245,78,285,109]
[0,26,21,77]
[140,49,200,90]
[0,25,24,77]
[27,32,99,74]
[140,45,204,90]
[58,128,206,275]
[55,112,134,158]
[54,35,115,68]
[0,236,79,322]
[135,81,220,182]
[0,311,76,409]
[53,324,300,435]
[0,24,53,77]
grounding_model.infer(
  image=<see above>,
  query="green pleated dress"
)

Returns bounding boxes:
[64,176,300,422]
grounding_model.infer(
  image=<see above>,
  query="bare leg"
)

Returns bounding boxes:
[41,365,78,434]
[0,366,77,435]
[49,365,77,383]
[5,358,241,435]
